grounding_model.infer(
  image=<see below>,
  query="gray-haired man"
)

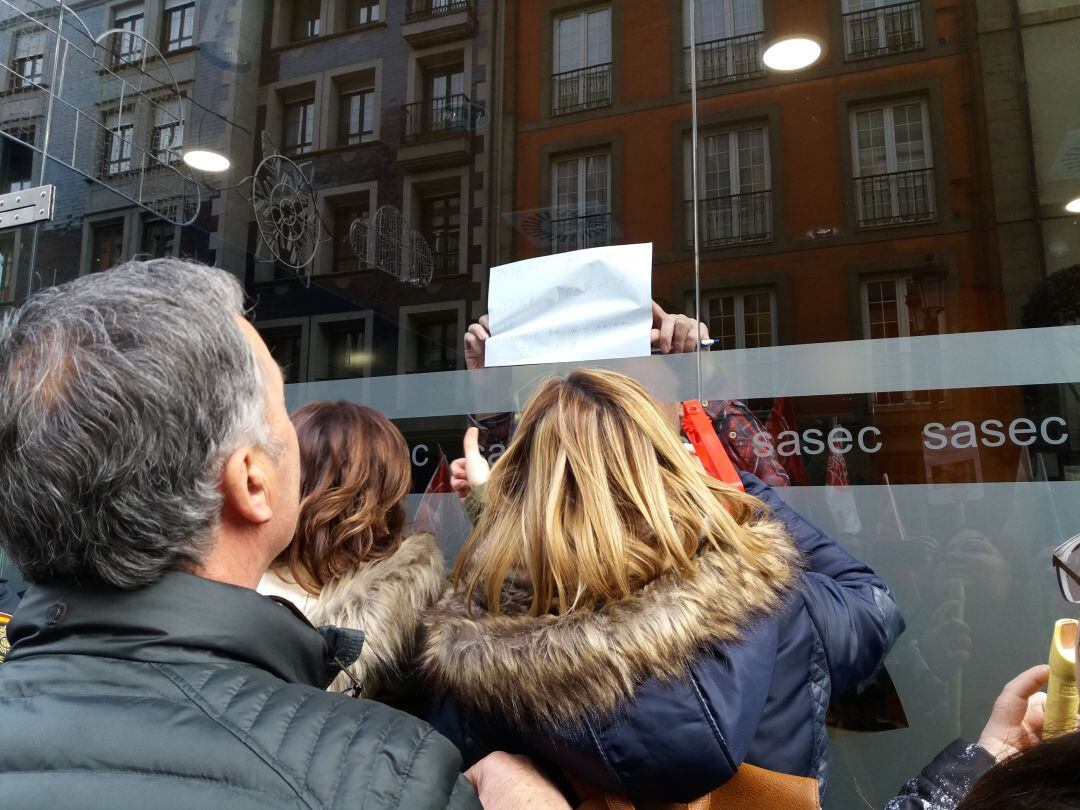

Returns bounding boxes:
[0,260,569,810]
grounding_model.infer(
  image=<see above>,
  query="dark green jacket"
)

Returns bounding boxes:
[0,571,481,810]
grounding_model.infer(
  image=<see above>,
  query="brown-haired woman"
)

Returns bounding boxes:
[421,368,903,806]
[259,401,444,699]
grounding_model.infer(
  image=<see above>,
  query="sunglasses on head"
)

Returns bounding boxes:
[1053,534,1080,604]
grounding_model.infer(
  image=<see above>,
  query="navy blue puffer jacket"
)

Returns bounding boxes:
[420,473,904,804]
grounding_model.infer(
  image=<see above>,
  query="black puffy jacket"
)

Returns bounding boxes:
[0,571,481,810]
[886,739,996,810]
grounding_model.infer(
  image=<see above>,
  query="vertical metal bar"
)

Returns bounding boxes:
[38,0,66,186]
[689,0,704,402]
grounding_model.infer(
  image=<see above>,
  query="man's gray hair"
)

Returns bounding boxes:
[0,259,271,587]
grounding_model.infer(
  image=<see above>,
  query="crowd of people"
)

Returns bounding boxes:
[0,259,1076,809]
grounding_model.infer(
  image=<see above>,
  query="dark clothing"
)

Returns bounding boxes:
[0,571,480,810]
[422,473,903,804]
[886,739,996,810]
[0,577,19,614]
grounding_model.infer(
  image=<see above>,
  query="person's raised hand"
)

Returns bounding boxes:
[465,315,491,371]
[651,301,710,354]
[977,664,1050,762]
[464,752,571,810]
[450,426,490,501]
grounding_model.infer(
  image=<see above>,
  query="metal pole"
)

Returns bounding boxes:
[688,0,703,403]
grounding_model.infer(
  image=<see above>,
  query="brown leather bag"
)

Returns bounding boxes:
[572,763,820,810]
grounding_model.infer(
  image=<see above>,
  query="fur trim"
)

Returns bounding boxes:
[307,532,445,695]
[420,518,800,729]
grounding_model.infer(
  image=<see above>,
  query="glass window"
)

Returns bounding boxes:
[10,30,44,90]
[551,152,610,253]
[282,99,315,156]
[291,0,321,41]
[102,112,134,176]
[330,197,369,274]
[323,322,368,380]
[552,7,611,114]
[685,126,771,247]
[113,5,145,67]
[163,0,196,52]
[852,99,935,227]
[682,0,764,86]
[260,326,304,384]
[414,314,457,373]
[90,221,125,273]
[0,129,34,193]
[141,219,175,258]
[340,88,375,145]
[345,0,380,27]
[0,233,14,303]
[420,193,460,277]
[702,289,775,350]
[842,0,923,60]
[152,98,184,165]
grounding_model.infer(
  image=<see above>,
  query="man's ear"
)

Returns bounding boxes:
[221,446,274,525]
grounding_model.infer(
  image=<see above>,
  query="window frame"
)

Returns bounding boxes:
[102,111,135,177]
[549,151,612,253]
[112,5,146,67]
[10,30,45,90]
[290,0,322,42]
[162,0,196,52]
[339,87,375,146]
[282,97,316,156]
[700,287,777,350]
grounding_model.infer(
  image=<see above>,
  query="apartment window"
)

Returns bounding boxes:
[683,0,764,86]
[685,126,771,247]
[290,0,321,41]
[330,197,369,274]
[702,289,776,350]
[141,219,175,258]
[862,276,935,405]
[102,112,134,176]
[90,220,125,273]
[0,233,14,304]
[10,30,45,90]
[0,129,34,193]
[414,314,457,373]
[152,97,184,165]
[842,0,922,60]
[552,8,611,115]
[340,88,375,145]
[323,322,368,380]
[852,99,935,228]
[113,5,145,67]
[345,0,380,27]
[262,326,304,383]
[428,64,468,132]
[282,98,315,156]
[420,193,460,277]
[551,152,610,253]
[163,0,196,52]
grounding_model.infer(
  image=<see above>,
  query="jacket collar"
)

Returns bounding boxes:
[8,571,363,689]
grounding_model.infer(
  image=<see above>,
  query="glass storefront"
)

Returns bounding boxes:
[1,0,1078,804]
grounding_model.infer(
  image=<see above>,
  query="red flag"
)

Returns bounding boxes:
[825,444,862,535]
[765,398,810,486]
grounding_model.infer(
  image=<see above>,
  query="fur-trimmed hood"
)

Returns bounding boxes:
[263,532,445,696]
[420,519,801,730]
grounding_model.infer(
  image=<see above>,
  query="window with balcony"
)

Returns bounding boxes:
[685,126,771,248]
[290,0,321,41]
[102,112,134,176]
[113,4,145,67]
[0,233,14,303]
[10,30,44,90]
[702,289,776,350]
[330,196,369,274]
[261,325,304,383]
[0,128,34,193]
[345,0,380,27]
[340,88,375,145]
[405,63,468,139]
[141,218,175,258]
[282,98,315,156]
[551,152,610,253]
[420,192,460,277]
[852,99,935,228]
[163,0,196,52]
[413,313,458,373]
[552,7,611,115]
[90,220,125,272]
[862,276,938,405]
[152,97,184,165]
[407,0,471,21]
[842,0,922,60]
[322,321,368,380]
[682,0,764,87]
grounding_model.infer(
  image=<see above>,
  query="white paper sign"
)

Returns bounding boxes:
[484,243,653,367]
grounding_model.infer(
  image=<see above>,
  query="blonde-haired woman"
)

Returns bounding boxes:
[422,369,902,805]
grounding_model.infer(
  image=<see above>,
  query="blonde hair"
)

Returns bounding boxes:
[452,368,787,617]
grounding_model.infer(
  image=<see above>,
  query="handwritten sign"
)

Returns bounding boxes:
[484,243,652,367]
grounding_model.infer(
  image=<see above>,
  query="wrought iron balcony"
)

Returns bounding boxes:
[854,168,936,228]
[843,1,922,60]
[402,94,472,140]
[683,32,765,88]
[551,63,611,116]
[686,190,772,248]
[405,0,473,22]
[549,212,612,253]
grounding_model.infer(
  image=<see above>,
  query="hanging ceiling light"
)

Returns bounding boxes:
[762,37,823,72]
[1066,197,1080,214]
[182,149,231,173]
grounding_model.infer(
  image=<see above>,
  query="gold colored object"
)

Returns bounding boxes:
[1042,618,1078,740]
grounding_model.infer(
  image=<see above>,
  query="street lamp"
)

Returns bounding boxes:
[905,263,948,336]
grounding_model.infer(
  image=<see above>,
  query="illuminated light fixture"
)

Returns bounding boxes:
[762,37,822,72]
[1066,197,1080,214]
[182,149,231,173]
